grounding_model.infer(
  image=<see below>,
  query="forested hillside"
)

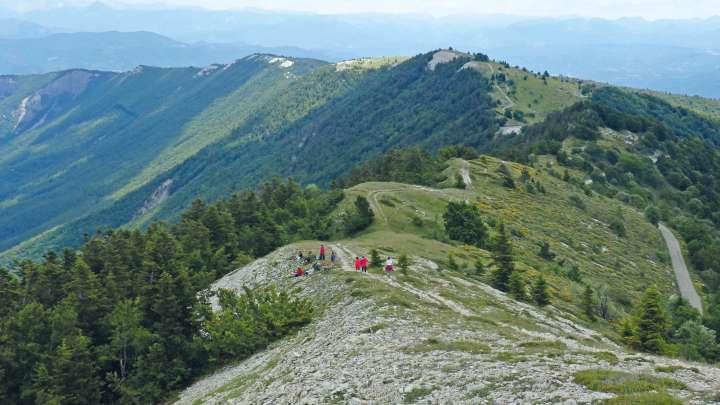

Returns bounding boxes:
[0,179,348,403]
[3,48,720,403]
[0,50,505,261]
[4,49,720,280]
[0,55,330,257]
[491,86,720,322]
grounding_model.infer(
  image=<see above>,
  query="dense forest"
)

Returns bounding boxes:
[338,145,478,188]
[0,179,354,404]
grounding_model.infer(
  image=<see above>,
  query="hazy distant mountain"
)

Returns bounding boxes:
[489,44,720,98]
[1,4,719,96]
[0,17,57,38]
[0,31,344,74]
[10,3,720,51]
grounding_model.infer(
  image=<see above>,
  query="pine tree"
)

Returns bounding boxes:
[346,196,374,234]
[636,285,668,354]
[538,241,555,260]
[398,254,410,275]
[491,223,514,292]
[370,249,382,268]
[455,173,466,189]
[566,264,582,282]
[474,260,485,277]
[531,276,550,307]
[508,272,528,301]
[442,202,487,247]
[448,253,458,271]
[33,335,102,405]
[108,298,152,381]
[582,285,596,321]
[620,317,639,349]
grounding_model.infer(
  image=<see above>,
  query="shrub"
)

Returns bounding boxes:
[610,219,627,237]
[201,287,312,363]
[443,202,488,247]
[573,369,685,394]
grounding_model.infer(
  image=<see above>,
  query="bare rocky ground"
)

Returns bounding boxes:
[177,243,720,405]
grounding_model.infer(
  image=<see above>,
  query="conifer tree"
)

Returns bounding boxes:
[620,318,639,349]
[455,173,466,189]
[582,285,596,321]
[108,298,151,381]
[370,249,382,268]
[398,254,410,275]
[636,285,668,354]
[448,254,459,271]
[33,335,102,405]
[508,272,528,301]
[538,241,555,260]
[474,260,485,277]
[531,275,550,307]
[443,202,487,247]
[491,223,514,292]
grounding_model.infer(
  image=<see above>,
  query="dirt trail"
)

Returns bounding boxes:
[330,244,472,316]
[460,163,472,187]
[366,185,461,224]
[487,63,515,111]
[658,224,703,314]
[366,188,405,223]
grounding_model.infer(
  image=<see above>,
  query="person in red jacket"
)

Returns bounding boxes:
[293,267,304,277]
[360,256,368,272]
[319,244,326,260]
[354,257,361,271]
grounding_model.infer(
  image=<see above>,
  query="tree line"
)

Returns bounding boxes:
[0,178,355,404]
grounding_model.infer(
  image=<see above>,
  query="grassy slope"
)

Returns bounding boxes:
[337,155,673,325]
[469,60,584,124]
[638,89,720,122]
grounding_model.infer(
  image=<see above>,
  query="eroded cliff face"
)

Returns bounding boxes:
[12,70,102,133]
[137,179,174,216]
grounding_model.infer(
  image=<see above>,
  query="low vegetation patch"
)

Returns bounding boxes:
[519,340,567,352]
[604,392,682,405]
[403,386,435,403]
[573,369,686,394]
[574,351,619,365]
[655,365,698,374]
[361,323,387,334]
[404,338,490,354]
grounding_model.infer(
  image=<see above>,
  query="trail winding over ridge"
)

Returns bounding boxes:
[658,223,703,314]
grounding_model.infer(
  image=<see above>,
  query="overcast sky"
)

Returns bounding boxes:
[3,0,719,19]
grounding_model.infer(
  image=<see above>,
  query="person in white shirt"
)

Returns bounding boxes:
[385,257,394,272]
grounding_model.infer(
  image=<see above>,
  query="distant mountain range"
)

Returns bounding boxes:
[0,31,343,75]
[0,4,719,97]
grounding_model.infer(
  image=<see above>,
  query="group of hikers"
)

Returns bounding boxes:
[291,244,396,277]
[292,244,336,277]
